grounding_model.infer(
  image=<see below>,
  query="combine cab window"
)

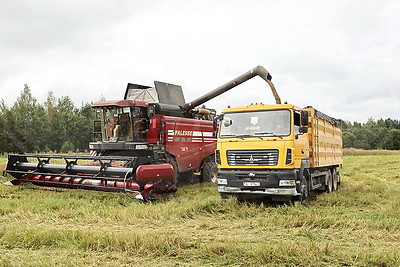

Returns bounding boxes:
[131,107,148,141]
[98,106,148,142]
[93,109,103,142]
[103,108,132,141]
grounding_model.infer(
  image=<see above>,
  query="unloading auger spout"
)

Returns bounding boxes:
[182,65,281,112]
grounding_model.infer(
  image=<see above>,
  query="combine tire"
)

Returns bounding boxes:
[201,160,218,183]
[170,160,179,184]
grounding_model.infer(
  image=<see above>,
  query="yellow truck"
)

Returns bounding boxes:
[215,74,343,203]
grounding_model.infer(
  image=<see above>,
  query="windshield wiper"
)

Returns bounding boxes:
[235,134,253,139]
[254,132,283,139]
[235,134,266,140]
[220,134,237,138]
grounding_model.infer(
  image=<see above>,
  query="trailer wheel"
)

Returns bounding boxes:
[201,160,218,183]
[332,168,338,191]
[325,171,333,193]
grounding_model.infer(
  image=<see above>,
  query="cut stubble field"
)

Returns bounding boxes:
[0,151,399,266]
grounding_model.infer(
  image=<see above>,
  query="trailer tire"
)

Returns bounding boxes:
[325,171,333,193]
[332,168,338,191]
[201,160,218,183]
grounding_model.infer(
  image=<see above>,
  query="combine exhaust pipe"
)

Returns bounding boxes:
[183,65,281,111]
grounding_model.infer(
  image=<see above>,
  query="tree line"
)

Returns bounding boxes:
[0,84,93,153]
[342,119,400,150]
[0,85,399,153]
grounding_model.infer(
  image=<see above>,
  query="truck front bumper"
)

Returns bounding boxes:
[217,168,301,196]
[218,186,299,196]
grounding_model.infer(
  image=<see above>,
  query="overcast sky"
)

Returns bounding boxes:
[0,0,399,122]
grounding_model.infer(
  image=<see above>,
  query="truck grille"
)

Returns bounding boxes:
[227,149,279,166]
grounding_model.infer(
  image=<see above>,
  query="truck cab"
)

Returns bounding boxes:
[217,104,314,202]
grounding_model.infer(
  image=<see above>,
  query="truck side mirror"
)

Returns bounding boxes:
[299,126,308,134]
[301,110,309,126]
[213,119,218,132]
[213,114,223,137]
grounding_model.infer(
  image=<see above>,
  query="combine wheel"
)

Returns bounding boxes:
[325,171,333,193]
[170,160,179,184]
[201,159,218,183]
[332,168,338,191]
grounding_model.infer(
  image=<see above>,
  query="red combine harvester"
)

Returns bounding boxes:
[5,66,279,200]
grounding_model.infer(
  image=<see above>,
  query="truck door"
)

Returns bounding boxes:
[293,110,309,167]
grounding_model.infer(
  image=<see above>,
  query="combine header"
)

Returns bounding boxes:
[5,66,280,200]
[6,154,175,199]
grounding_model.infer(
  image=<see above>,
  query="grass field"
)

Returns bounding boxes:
[0,152,400,266]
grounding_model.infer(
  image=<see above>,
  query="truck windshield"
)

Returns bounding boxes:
[219,109,291,138]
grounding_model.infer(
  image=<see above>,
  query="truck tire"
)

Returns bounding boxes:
[201,160,218,183]
[325,171,333,193]
[220,193,230,199]
[296,176,309,205]
[332,168,338,191]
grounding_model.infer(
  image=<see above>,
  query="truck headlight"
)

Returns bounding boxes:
[215,150,221,165]
[285,148,292,165]
[279,180,296,186]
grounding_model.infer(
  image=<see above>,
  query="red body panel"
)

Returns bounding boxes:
[25,174,141,191]
[136,164,174,182]
[146,115,217,173]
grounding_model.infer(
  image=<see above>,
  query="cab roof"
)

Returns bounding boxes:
[92,100,148,108]
[222,103,300,113]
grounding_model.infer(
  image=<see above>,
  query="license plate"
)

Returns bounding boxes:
[243,182,260,187]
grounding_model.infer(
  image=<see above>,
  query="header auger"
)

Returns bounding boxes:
[5,66,280,200]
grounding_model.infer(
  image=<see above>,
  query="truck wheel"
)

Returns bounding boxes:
[332,168,338,191]
[201,160,218,183]
[325,171,333,193]
[221,193,230,199]
[298,176,309,205]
